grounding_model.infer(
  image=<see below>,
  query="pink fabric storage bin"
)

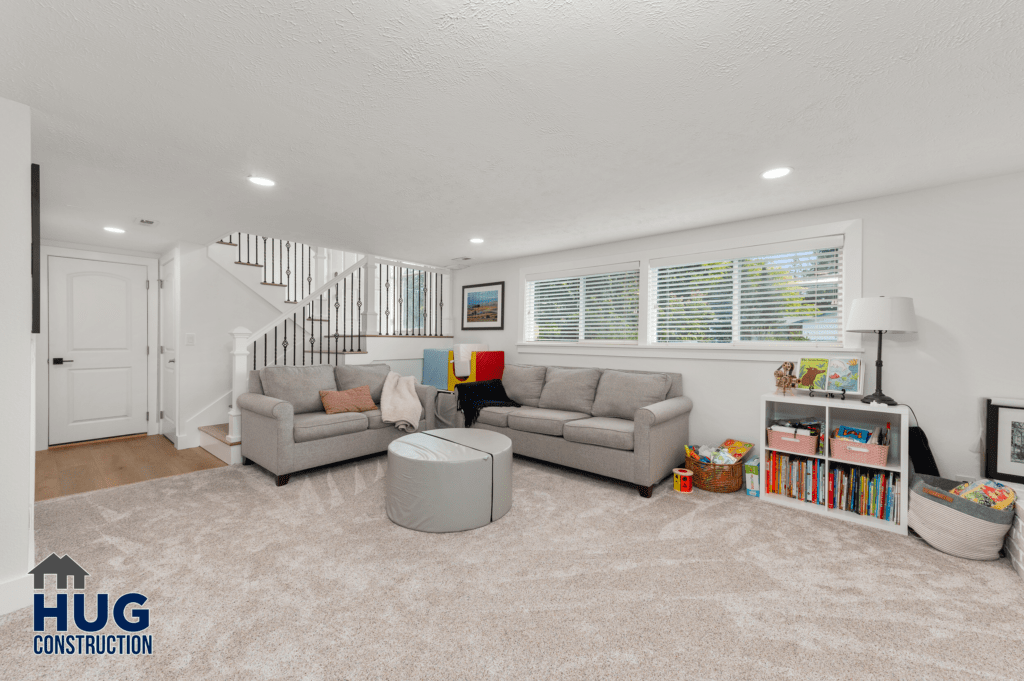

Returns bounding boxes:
[830,438,889,466]
[767,430,818,456]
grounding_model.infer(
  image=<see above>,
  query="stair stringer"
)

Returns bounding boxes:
[207,243,294,313]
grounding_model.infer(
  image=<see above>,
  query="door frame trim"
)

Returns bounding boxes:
[159,248,181,445]
[36,245,159,450]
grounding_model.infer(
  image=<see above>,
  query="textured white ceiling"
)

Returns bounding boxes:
[2,1,1023,265]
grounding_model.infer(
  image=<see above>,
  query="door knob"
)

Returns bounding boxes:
[52,358,74,365]
[168,359,176,363]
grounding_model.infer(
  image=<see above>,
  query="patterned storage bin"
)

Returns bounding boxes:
[830,438,889,466]
[908,474,1014,560]
[767,430,818,456]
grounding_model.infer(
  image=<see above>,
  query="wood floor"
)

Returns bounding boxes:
[36,435,226,501]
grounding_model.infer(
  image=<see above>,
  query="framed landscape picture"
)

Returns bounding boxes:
[461,281,504,330]
[985,398,1024,485]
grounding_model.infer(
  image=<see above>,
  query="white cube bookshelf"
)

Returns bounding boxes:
[759,393,910,535]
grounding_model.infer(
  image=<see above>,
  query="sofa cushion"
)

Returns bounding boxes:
[320,386,377,414]
[365,407,426,430]
[476,405,520,428]
[293,411,368,443]
[591,370,671,420]
[335,364,390,403]
[501,365,547,407]
[538,367,602,414]
[507,407,589,437]
[563,417,635,451]
[260,365,338,414]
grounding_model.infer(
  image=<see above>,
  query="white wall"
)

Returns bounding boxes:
[175,243,279,448]
[0,97,34,615]
[453,171,1024,480]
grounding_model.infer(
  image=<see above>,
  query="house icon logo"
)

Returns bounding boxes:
[29,554,153,656]
[29,553,89,590]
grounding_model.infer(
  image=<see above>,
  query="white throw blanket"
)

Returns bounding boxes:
[380,372,421,433]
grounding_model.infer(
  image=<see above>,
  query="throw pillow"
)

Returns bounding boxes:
[320,386,377,414]
[335,364,391,403]
[590,370,671,420]
[501,364,547,407]
[537,367,602,414]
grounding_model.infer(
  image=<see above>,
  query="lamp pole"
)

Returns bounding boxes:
[863,329,896,405]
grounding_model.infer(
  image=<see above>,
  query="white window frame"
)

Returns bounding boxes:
[517,219,863,362]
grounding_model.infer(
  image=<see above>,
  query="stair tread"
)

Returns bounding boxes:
[234,261,263,267]
[198,423,236,445]
[261,282,287,287]
[216,241,236,246]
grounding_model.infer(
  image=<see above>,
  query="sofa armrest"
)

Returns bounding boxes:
[635,396,693,427]
[414,383,438,430]
[237,392,293,420]
[632,396,693,488]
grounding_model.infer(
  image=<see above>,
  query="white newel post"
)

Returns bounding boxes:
[363,257,378,335]
[228,327,251,444]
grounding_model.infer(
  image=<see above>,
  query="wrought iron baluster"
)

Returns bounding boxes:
[319,293,323,364]
[383,265,391,336]
[237,234,241,264]
[439,273,444,336]
[334,282,341,360]
[307,247,313,303]
[274,326,278,365]
[357,267,363,351]
[252,340,256,371]
[285,241,292,302]
[282,316,288,366]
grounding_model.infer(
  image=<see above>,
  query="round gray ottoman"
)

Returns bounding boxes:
[386,428,512,533]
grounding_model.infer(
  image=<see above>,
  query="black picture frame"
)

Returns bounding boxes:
[31,163,40,334]
[461,281,504,331]
[985,398,1024,485]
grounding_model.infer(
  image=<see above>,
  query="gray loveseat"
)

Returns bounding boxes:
[238,363,437,486]
[441,364,692,497]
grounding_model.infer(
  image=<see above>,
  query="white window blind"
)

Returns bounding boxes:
[652,243,843,345]
[525,266,639,342]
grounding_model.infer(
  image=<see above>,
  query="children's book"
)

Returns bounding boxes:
[797,358,829,390]
[825,358,862,393]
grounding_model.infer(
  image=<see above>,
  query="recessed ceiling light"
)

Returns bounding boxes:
[762,167,791,179]
[248,176,275,187]
[470,238,484,244]
[104,226,125,233]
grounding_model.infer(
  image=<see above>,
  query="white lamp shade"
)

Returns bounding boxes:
[846,297,917,333]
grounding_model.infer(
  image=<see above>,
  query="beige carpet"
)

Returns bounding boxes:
[2,455,1022,680]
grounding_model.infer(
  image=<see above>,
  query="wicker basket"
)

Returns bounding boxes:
[830,438,889,466]
[686,454,745,493]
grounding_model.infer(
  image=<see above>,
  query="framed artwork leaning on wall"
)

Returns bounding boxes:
[985,398,1024,486]
[461,281,504,331]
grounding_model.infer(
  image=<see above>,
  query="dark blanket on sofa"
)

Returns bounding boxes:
[454,379,520,428]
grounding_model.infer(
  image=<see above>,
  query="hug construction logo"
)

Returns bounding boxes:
[29,553,153,656]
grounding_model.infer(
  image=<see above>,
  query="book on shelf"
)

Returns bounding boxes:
[827,463,900,523]
[765,451,827,506]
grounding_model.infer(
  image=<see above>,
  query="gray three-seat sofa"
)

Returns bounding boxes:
[439,364,692,497]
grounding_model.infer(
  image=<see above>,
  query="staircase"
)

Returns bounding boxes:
[206,232,455,462]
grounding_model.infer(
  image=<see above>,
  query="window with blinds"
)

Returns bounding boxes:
[525,265,639,342]
[652,242,843,345]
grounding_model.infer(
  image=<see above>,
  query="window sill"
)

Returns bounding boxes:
[516,342,865,362]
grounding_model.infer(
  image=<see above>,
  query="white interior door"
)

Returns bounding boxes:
[48,256,149,445]
[160,258,178,443]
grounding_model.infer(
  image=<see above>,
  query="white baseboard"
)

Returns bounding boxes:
[0,573,33,617]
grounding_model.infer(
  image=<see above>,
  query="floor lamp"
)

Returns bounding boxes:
[846,296,917,405]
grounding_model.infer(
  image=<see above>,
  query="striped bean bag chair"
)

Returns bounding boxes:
[907,474,1014,560]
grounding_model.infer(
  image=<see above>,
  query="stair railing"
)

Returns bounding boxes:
[218,232,317,303]
[227,257,368,442]
[374,256,449,337]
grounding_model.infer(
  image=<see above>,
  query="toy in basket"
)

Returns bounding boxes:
[685,440,753,493]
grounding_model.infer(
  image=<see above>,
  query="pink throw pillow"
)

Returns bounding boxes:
[320,386,377,414]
